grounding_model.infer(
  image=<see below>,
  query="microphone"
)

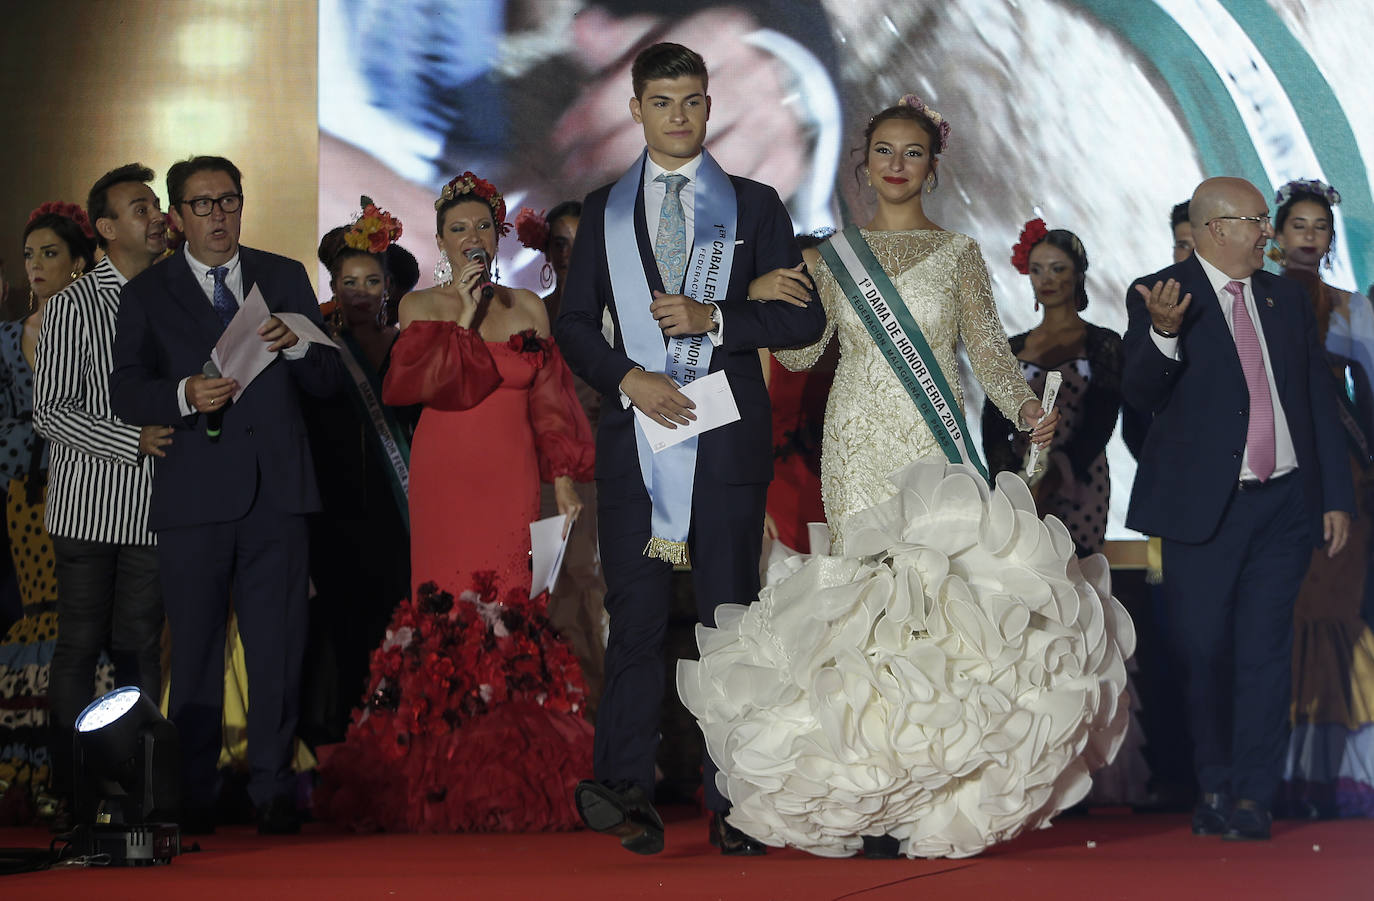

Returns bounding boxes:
[464,248,496,300]
[202,360,226,443]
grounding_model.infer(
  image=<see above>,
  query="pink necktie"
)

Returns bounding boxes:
[1226,280,1275,481]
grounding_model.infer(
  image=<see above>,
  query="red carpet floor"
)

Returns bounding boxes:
[4,809,1373,900]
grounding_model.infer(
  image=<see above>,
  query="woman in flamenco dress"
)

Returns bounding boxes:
[678,97,1136,858]
[314,172,595,832]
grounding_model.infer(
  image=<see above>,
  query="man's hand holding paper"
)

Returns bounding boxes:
[210,285,337,400]
[633,370,740,453]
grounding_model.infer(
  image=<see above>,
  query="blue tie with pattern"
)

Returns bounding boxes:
[654,173,689,294]
[210,266,236,326]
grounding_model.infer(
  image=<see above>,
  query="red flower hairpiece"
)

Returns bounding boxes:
[345,195,404,254]
[27,201,95,240]
[436,171,511,236]
[1010,218,1049,274]
[514,207,550,252]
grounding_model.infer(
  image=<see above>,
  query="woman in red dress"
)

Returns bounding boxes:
[314,173,596,833]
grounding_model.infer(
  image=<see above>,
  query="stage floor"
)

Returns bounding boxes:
[4,809,1373,900]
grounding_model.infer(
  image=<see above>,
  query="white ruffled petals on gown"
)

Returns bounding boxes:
[677,461,1136,858]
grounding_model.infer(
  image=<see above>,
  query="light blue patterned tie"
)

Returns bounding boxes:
[210,266,236,326]
[654,173,689,294]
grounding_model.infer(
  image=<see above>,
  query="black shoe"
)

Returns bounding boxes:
[575,780,664,855]
[1223,800,1272,841]
[709,810,766,856]
[861,834,901,859]
[256,794,301,835]
[179,805,218,836]
[1191,792,1230,836]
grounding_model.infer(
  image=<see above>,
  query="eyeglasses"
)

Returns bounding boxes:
[1207,214,1271,227]
[182,193,242,217]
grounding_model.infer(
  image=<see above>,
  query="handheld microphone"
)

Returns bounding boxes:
[464,248,496,300]
[202,360,225,442]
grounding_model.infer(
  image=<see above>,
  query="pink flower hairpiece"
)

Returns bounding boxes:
[1274,178,1341,209]
[514,207,550,252]
[898,93,952,151]
[1010,218,1049,274]
[27,201,95,240]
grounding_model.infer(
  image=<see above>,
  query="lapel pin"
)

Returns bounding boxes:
[1265,297,1274,307]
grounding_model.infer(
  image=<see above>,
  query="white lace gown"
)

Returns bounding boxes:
[677,231,1136,859]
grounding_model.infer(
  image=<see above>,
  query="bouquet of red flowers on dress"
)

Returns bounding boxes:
[315,572,594,832]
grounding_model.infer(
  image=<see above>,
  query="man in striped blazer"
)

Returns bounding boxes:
[34,163,173,819]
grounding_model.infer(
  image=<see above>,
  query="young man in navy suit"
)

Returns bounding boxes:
[1123,176,1353,841]
[555,43,826,856]
[110,156,342,834]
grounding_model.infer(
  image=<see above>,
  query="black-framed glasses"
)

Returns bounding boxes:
[1207,214,1270,227]
[182,193,243,217]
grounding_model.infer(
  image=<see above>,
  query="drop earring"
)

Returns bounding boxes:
[434,250,452,285]
[925,174,936,194]
[540,261,554,290]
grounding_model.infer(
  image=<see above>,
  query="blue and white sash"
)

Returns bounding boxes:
[819,225,989,480]
[606,149,737,564]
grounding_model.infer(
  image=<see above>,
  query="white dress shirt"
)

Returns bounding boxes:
[1151,253,1297,480]
[177,245,309,415]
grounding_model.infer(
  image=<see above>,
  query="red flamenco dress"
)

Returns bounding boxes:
[314,322,596,832]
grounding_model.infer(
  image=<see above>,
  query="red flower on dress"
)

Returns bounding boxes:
[508,329,551,364]
[514,207,550,253]
[1010,218,1049,274]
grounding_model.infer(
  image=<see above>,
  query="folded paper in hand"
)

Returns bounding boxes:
[210,285,338,400]
[632,370,741,453]
[529,514,572,599]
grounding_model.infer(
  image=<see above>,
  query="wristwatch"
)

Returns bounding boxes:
[708,302,722,335]
[1151,323,1180,339]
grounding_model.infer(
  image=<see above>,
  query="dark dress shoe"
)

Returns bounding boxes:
[709,811,766,856]
[1191,792,1230,836]
[257,794,301,835]
[1223,801,1272,841]
[575,780,664,855]
[861,834,901,859]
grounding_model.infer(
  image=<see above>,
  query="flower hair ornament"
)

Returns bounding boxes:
[1275,178,1341,210]
[345,195,403,253]
[1010,218,1049,274]
[514,207,556,288]
[436,171,511,236]
[897,93,952,152]
[27,201,96,240]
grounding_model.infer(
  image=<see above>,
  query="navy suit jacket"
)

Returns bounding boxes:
[1122,254,1352,544]
[110,247,343,531]
[554,168,826,487]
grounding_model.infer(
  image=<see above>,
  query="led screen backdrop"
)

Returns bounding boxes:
[316,0,1369,539]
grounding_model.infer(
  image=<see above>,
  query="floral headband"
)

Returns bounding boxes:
[514,207,549,252]
[1275,178,1341,210]
[1010,218,1048,274]
[27,201,96,240]
[896,93,951,152]
[436,171,510,235]
[345,195,404,253]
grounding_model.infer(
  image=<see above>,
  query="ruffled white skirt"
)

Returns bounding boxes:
[677,462,1136,858]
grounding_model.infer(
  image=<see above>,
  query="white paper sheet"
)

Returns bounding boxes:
[209,287,339,401]
[632,370,741,453]
[529,514,573,599]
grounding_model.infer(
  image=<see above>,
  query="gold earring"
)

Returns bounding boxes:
[70,267,82,280]
[925,175,936,194]
[864,167,872,187]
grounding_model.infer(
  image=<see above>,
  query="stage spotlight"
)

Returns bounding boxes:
[71,686,182,865]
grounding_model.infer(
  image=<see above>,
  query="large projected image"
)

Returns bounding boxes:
[319,0,1374,541]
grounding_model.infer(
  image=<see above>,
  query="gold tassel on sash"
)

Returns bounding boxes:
[1145,535,1164,584]
[645,537,691,566]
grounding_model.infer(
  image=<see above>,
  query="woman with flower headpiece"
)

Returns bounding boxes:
[1270,178,1374,818]
[297,200,420,747]
[678,98,1136,859]
[981,220,1122,560]
[315,172,596,833]
[0,203,99,824]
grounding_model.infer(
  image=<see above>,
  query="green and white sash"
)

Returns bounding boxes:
[338,333,412,532]
[818,225,989,480]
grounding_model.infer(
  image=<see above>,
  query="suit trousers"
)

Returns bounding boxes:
[595,470,767,812]
[156,494,309,810]
[47,538,163,795]
[1162,473,1311,807]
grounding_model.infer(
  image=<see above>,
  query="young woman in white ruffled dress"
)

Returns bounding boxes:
[677,97,1137,859]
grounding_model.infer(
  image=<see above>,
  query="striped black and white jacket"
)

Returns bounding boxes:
[33,256,156,545]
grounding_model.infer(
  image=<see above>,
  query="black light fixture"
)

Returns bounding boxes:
[71,686,182,865]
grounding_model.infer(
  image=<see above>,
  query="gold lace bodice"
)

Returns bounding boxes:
[774,229,1034,550]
